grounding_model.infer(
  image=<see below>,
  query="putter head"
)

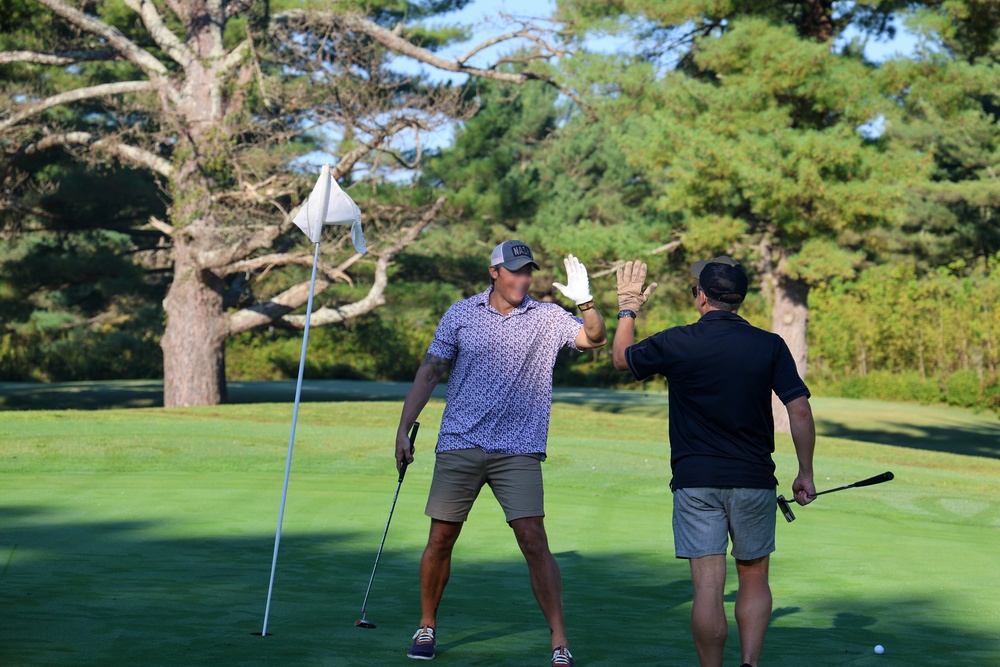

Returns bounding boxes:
[777,495,796,523]
[355,618,376,629]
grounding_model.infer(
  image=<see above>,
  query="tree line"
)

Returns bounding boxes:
[1,0,998,414]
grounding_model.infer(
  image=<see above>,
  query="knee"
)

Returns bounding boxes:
[735,556,770,585]
[512,520,550,559]
[425,522,461,556]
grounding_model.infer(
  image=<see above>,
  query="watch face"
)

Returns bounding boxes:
[618,309,636,319]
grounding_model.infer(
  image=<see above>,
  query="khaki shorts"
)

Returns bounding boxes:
[672,487,776,560]
[425,448,544,523]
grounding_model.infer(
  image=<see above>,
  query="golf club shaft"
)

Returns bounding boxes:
[810,471,894,497]
[359,421,419,619]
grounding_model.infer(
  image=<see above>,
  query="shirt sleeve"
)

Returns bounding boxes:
[624,330,669,381]
[561,311,584,352]
[772,336,810,404]
[427,304,461,361]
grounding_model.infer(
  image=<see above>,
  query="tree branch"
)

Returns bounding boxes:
[11,131,174,178]
[0,80,158,132]
[33,0,171,78]
[457,29,533,64]
[319,13,594,119]
[273,11,543,83]
[122,0,196,71]
[0,49,119,65]
[162,0,188,23]
[223,251,315,274]
[221,41,250,73]
[221,251,355,284]
[227,197,446,334]
[148,215,175,236]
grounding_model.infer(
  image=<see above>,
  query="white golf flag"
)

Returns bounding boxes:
[292,164,366,253]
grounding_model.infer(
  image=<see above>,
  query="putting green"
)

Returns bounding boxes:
[1,398,998,666]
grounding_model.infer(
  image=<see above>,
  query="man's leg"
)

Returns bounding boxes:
[689,554,728,667]
[734,555,770,667]
[419,518,463,629]
[510,517,568,650]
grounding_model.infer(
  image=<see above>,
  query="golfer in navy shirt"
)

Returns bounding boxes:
[612,256,817,667]
[396,240,607,667]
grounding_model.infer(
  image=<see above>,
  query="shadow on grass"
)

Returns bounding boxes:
[0,380,666,412]
[1,506,996,667]
[0,380,437,411]
[816,419,1000,460]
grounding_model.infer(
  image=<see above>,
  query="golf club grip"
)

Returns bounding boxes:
[852,471,894,487]
[398,421,420,483]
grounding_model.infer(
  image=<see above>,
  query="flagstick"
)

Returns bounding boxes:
[260,240,322,637]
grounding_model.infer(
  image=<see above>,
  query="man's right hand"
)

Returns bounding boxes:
[617,260,658,311]
[396,428,415,472]
[792,474,816,506]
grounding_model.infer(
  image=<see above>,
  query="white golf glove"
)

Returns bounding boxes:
[553,254,593,305]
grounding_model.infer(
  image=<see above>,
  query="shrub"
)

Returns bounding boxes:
[825,371,942,404]
[943,369,982,408]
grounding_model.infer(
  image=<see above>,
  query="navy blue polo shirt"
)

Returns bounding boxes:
[624,310,810,490]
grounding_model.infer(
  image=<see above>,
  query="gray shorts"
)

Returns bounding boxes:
[672,487,776,560]
[425,448,545,523]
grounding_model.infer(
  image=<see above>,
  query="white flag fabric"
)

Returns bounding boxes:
[291,164,366,253]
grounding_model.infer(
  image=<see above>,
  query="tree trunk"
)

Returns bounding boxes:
[770,274,810,432]
[161,236,228,407]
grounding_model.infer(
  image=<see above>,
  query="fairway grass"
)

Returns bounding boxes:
[1,397,998,666]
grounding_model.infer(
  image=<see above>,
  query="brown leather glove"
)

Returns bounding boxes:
[617,260,658,311]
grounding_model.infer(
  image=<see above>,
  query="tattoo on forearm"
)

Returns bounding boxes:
[421,353,451,382]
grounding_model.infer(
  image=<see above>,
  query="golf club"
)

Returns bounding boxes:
[808,471,894,498]
[777,494,796,522]
[355,421,420,629]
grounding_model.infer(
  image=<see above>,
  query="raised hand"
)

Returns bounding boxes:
[617,261,658,311]
[553,254,593,305]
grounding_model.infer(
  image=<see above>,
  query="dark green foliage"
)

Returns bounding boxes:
[226,312,435,382]
[944,369,982,408]
[808,256,1000,411]
[422,78,560,237]
[0,228,164,381]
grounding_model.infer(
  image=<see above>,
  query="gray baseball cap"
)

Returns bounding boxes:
[490,240,539,271]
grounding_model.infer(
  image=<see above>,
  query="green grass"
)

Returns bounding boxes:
[1,394,999,666]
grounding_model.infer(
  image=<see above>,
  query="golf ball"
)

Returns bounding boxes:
[874,645,884,655]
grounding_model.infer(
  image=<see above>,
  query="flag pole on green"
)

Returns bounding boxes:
[260,164,365,636]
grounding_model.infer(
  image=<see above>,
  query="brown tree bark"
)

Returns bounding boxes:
[761,238,810,433]
[799,0,835,42]
[770,274,810,433]
[161,237,228,406]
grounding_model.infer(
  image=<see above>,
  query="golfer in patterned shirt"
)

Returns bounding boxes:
[395,240,607,667]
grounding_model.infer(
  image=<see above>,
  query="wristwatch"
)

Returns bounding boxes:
[618,309,637,319]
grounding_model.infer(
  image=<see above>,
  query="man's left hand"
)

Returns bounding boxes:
[553,254,593,305]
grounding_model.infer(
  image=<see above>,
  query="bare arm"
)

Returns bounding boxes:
[612,315,635,370]
[786,396,817,505]
[396,353,450,470]
[574,306,607,350]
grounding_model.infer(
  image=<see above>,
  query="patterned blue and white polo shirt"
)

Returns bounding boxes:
[427,287,583,456]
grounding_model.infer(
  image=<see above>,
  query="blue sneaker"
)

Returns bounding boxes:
[407,626,435,660]
[551,646,574,667]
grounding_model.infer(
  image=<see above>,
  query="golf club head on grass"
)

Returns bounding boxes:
[355,618,376,629]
